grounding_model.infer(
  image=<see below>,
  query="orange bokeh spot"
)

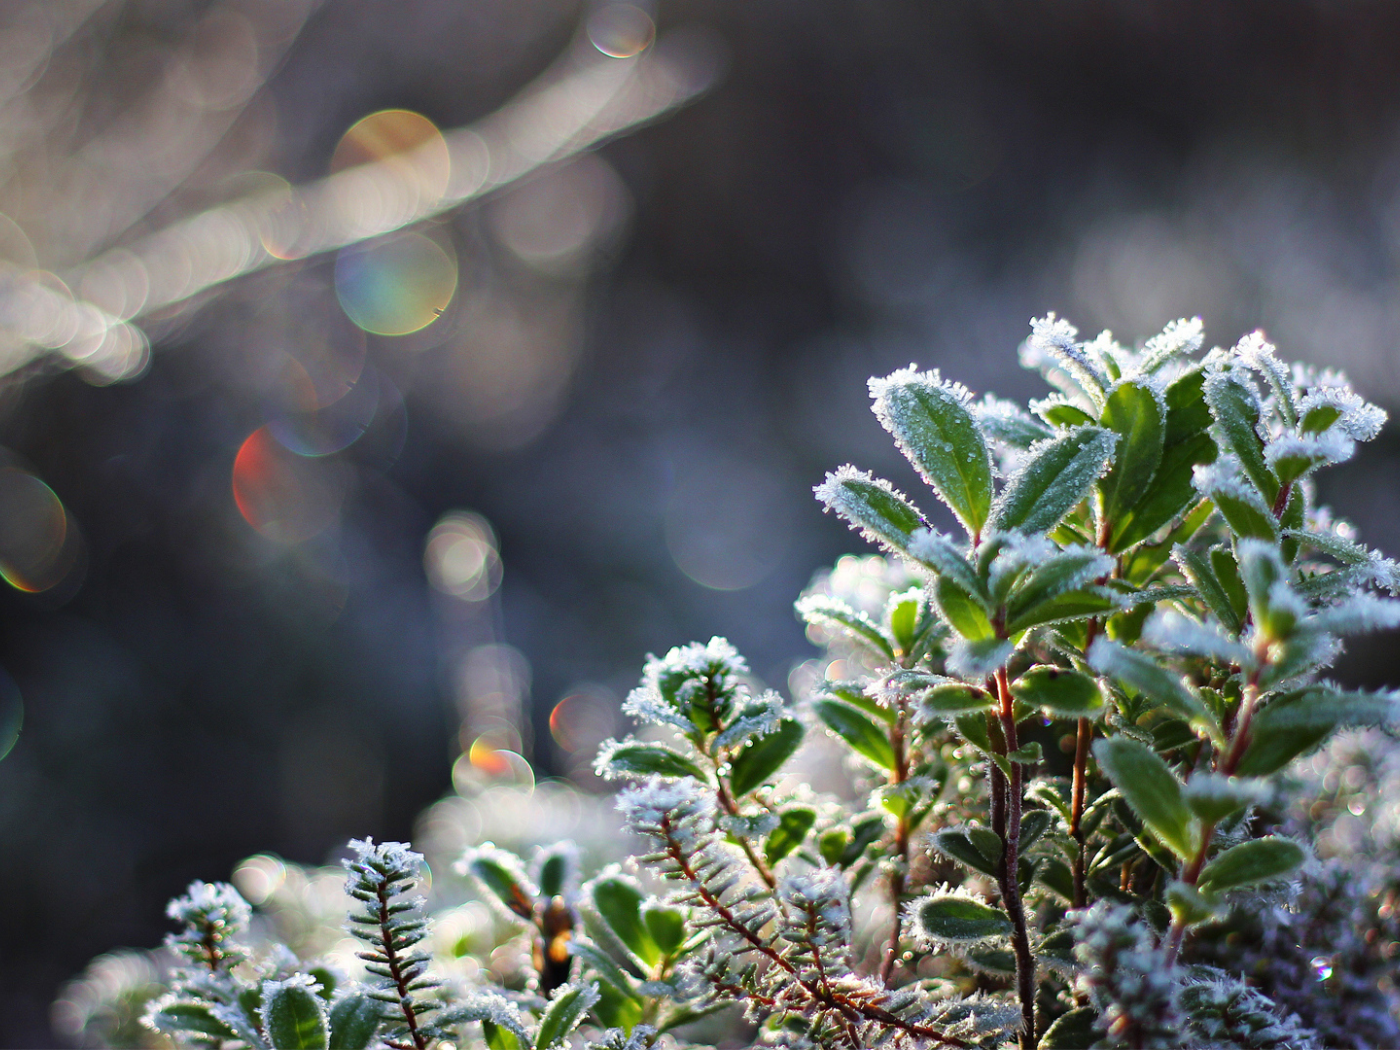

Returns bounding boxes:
[232,427,341,542]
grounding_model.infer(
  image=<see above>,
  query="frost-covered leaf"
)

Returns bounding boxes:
[815,466,926,554]
[812,697,896,770]
[594,740,707,782]
[1197,837,1305,895]
[912,888,1012,943]
[727,717,803,795]
[327,995,381,1050]
[1237,685,1399,776]
[1088,636,1220,741]
[536,983,601,1050]
[460,845,537,921]
[1140,316,1204,373]
[1004,546,1113,627]
[1193,461,1279,542]
[1093,736,1198,859]
[974,393,1051,449]
[1203,363,1278,503]
[1038,1006,1099,1050]
[589,874,660,967]
[946,637,1014,682]
[440,994,530,1050]
[1141,609,1253,666]
[908,528,987,601]
[1311,594,1400,636]
[934,575,996,640]
[918,680,994,718]
[1266,431,1353,484]
[765,806,817,864]
[146,999,240,1040]
[261,976,329,1050]
[1237,539,1303,642]
[930,828,1001,878]
[1107,366,1217,552]
[989,426,1118,535]
[1173,546,1241,634]
[795,594,893,661]
[1010,665,1103,717]
[869,367,994,539]
[1098,378,1166,530]
[1181,774,1268,824]
[1024,314,1108,405]
[1007,586,1120,633]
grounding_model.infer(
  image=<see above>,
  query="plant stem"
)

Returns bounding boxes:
[375,881,428,1050]
[659,823,971,1048]
[1163,667,1262,965]
[994,664,1036,1050]
[880,692,912,986]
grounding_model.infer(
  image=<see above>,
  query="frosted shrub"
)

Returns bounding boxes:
[62,317,1400,1049]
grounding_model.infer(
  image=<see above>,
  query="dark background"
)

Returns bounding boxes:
[4,0,1400,1042]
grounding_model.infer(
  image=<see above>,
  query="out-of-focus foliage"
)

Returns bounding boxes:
[61,320,1400,1049]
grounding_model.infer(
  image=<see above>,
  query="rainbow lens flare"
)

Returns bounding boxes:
[334,231,457,336]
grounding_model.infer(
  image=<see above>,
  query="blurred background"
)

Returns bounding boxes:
[3,0,1400,1043]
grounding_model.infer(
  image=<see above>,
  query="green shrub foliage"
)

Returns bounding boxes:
[61,317,1400,1049]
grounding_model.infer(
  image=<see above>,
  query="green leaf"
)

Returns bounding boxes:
[1210,546,1249,623]
[910,529,988,604]
[930,828,1001,878]
[934,575,996,640]
[765,806,817,864]
[1166,880,1223,928]
[1008,742,1043,765]
[1237,539,1299,641]
[1181,774,1266,824]
[591,983,643,1033]
[642,903,687,957]
[440,994,531,1050]
[1098,379,1166,530]
[1173,546,1241,634]
[1093,736,1198,860]
[600,742,707,782]
[483,1021,523,1050]
[566,942,638,1001]
[914,894,1012,943]
[955,711,994,753]
[1088,637,1220,743]
[263,980,329,1050]
[536,844,576,901]
[919,681,994,717]
[1206,476,1279,542]
[1020,807,1056,851]
[1011,666,1103,718]
[1039,1007,1098,1050]
[1204,369,1278,504]
[795,595,894,661]
[1007,588,1118,633]
[816,467,926,554]
[888,592,921,654]
[1198,837,1305,894]
[820,680,895,725]
[1238,686,1398,776]
[990,427,1118,535]
[148,1001,239,1040]
[813,697,896,770]
[590,876,659,967]
[536,983,600,1050]
[328,995,381,1050]
[727,718,802,795]
[1005,546,1112,625]
[1108,367,1218,552]
[871,369,994,538]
